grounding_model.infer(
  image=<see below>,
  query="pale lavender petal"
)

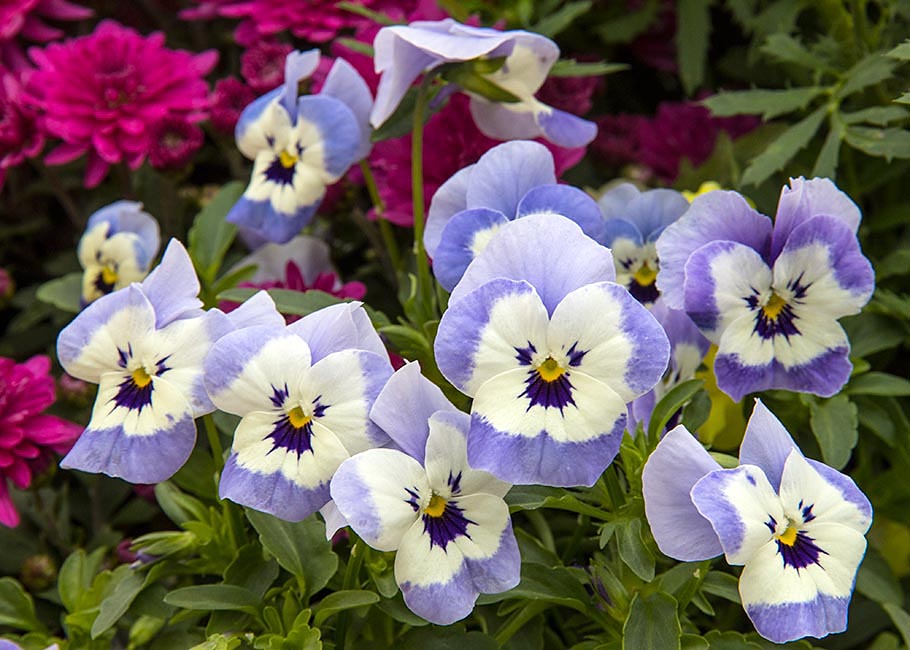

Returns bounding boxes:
[642,425,723,561]
[433,207,510,291]
[287,302,388,363]
[86,201,160,269]
[319,57,373,160]
[222,290,285,329]
[280,49,321,117]
[240,236,333,284]
[738,399,799,491]
[536,107,598,147]
[426,165,475,257]
[465,141,556,217]
[516,184,605,243]
[226,196,319,245]
[141,239,203,327]
[296,95,360,178]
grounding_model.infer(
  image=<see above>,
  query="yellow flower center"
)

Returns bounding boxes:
[424,494,447,518]
[762,293,787,320]
[101,266,118,286]
[776,525,798,547]
[537,357,564,382]
[633,262,657,287]
[279,150,298,168]
[131,367,152,388]
[288,406,311,429]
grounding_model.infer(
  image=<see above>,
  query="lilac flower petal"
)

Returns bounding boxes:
[236,90,286,158]
[62,374,196,483]
[370,363,457,464]
[331,448,427,551]
[548,281,669,402]
[632,189,691,242]
[465,141,556,218]
[287,302,387,363]
[220,416,348,521]
[602,218,644,248]
[642,425,723,561]
[280,49,321,118]
[433,207,510,292]
[449,214,615,313]
[319,57,373,160]
[536,106,598,148]
[450,493,519,591]
[683,240,772,340]
[461,518,521,594]
[296,95,360,178]
[435,278,549,395]
[651,298,710,359]
[774,215,874,316]
[805,459,873,529]
[771,177,862,262]
[469,97,542,142]
[424,410,510,499]
[204,326,311,416]
[426,165,475,257]
[222,290,285,329]
[597,183,642,221]
[226,195,319,245]
[85,201,160,269]
[241,236,333,283]
[141,239,204,327]
[690,465,783,565]
[58,285,156,383]
[745,591,850,644]
[656,191,772,310]
[516,184,605,244]
[469,367,627,486]
[320,501,347,540]
[738,400,799,491]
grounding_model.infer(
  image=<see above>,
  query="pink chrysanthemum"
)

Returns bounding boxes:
[0,0,91,71]
[0,67,44,191]
[181,0,415,46]
[240,40,293,93]
[368,93,586,227]
[210,76,255,133]
[148,115,204,170]
[591,113,645,168]
[26,20,217,188]
[0,355,82,527]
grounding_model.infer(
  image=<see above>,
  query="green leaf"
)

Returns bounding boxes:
[155,482,209,526]
[811,123,842,179]
[0,578,45,632]
[402,628,498,650]
[856,548,903,606]
[58,547,107,612]
[678,0,712,95]
[246,511,338,597]
[648,379,704,440]
[703,87,824,120]
[883,602,910,648]
[164,585,260,611]
[217,287,343,316]
[505,485,609,520]
[845,126,910,160]
[842,106,909,125]
[682,636,710,650]
[700,571,741,604]
[224,544,279,598]
[704,630,763,649]
[741,106,826,187]
[35,272,82,313]
[550,59,628,77]
[187,182,244,285]
[761,34,829,71]
[836,54,896,100]
[847,372,910,396]
[312,590,379,626]
[595,0,658,43]
[617,518,656,581]
[808,394,858,469]
[91,571,145,638]
[887,40,910,60]
[479,563,589,612]
[623,592,681,650]
[439,62,520,103]
[336,37,374,57]
[532,1,592,37]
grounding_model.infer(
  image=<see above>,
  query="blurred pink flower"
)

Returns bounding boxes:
[368,93,585,227]
[636,100,759,181]
[628,0,677,72]
[210,76,255,133]
[536,73,602,117]
[148,116,204,170]
[240,40,293,93]
[27,21,217,188]
[0,68,43,191]
[0,267,13,303]
[0,0,91,71]
[591,113,645,168]
[0,355,82,527]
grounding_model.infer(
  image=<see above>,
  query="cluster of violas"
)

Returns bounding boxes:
[58,18,875,645]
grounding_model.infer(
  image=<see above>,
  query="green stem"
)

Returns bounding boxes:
[360,160,402,274]
[203,414,224,474]
[494,601,549,645]
[410,75,437,322]
[336,539,365,650]
[526,510,556,554]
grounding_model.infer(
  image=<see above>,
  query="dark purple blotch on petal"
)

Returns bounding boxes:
[423,499,476,551]
[765,510,827,571]
[629,278,660,305]
[111,354,171,412]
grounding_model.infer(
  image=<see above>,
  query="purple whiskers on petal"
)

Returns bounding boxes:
[422,496,475,551]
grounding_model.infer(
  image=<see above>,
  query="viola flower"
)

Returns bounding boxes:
[27,21,217,188]
[210,77,256,134]
[57,240,282,483]
[370,19,597,148]
[0,355,82,527]
[148,116,204,170]
[656,177,875,401]
[241,40,293,94]
[331,363,519,624]
[77,201,161,305]
[627,298,709,433]
[642,400,872,643]
[0,0,91,71]
[0,67,44,191]
[435,214,669,486]
[598,183,690,305]
[204,301,393,521]
[425,140,604,291]
[227,49,372,244]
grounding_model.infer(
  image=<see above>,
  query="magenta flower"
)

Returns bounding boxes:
[241,40,293,94]
[0,67,44,191]
[0,355,82,527]
[148,116,204,170]
[0,0,91,71]
[210,76,255,134]
[27,21,217,188]
[591,114,645,169]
